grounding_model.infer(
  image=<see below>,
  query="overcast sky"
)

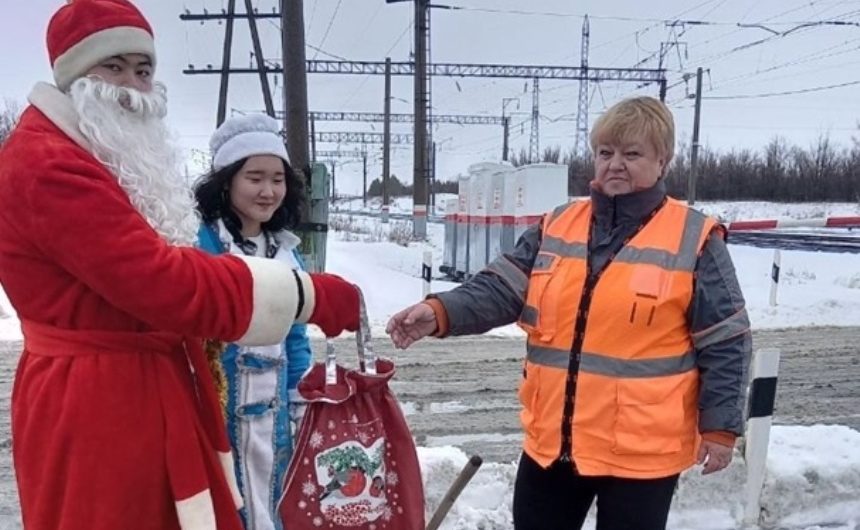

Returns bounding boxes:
[2,0,859,195]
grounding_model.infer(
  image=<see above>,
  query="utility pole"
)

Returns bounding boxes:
[216,0,237,126]
[413,0,429,239]
[330,161,336,204]
[411,0,430,238]
[309,114,316,161]
[689,66,704,206]
[502,117,510,161]
[573,15,590,159]
[281,0,310,174]
[382,57,392,224]
[362,150,368,207]
[281,0,327,272]
[430,140,436,215]
[502,96,518,162]
[529,77,540,163]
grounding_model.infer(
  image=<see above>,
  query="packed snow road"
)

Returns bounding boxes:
[0,326,857,527]
[326,326,860,464]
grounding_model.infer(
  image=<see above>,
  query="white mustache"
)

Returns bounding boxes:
[70,76,168,119]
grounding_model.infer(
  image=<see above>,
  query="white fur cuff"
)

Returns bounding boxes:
[218,451,243,509]
[235,256,316,346]
[175,490,216,530]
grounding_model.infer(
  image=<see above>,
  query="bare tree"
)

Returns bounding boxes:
[0,99,21,146]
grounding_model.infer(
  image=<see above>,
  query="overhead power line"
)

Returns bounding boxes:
[425,3,860,28]
[704,79,860,99]
[313,0,344,60]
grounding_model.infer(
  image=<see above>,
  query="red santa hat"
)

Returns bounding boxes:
[47,0,156,92]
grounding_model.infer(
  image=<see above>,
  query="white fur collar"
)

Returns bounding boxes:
[27,82,90,151]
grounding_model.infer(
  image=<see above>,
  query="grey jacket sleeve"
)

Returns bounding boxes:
[690,230,752,436]
[432,224,542,336]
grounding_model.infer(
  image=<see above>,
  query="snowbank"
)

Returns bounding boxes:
[418,425,860,530]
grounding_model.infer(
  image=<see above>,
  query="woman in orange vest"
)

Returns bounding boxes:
[386,97,750,530]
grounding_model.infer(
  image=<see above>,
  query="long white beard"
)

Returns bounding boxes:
[70,77,200,247]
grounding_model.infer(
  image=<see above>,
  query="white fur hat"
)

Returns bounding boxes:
[210,114,289,171]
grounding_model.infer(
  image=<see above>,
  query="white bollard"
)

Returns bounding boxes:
[742,348,781,527]
[768,249,781,307]
[422,250,432,298]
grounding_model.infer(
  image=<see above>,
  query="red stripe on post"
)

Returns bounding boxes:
[727,220,778,231]
[515,215,544,226]
[825,216,860,228]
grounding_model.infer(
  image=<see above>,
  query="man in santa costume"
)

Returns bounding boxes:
[0,1,361,528]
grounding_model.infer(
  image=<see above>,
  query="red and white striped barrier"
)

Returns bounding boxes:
[726,216,860,231]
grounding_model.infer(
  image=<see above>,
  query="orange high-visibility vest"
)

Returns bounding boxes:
[517,197,719,478]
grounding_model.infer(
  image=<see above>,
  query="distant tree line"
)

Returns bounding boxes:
[366,174,458,197]
[513,134,860,202]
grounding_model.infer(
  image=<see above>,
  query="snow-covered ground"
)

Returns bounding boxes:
[1,198,858,529]
[420,425,860,530]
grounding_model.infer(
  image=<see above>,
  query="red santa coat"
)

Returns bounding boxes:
[0,83,317,530]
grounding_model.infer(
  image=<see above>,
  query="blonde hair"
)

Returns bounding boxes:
[590,96,675,164]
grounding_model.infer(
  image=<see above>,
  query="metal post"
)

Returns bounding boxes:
[742,348,781,526]
[362,151,368,207]
[573,15,590,159]
[216,0,237,126]
[309,114,316,162]
[529,77,540,163]
[280,0,310,174]
[502,116,510,162]
[330,161,336,204]
[244,0,275,117]
[383,57,392,224]
[412,0,429,239]
[769,249,781,307]
[689,66,703,205]
[422,249,432,298]
[430,140,436,216]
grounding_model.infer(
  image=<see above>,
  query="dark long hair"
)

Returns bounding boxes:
[194,156,306,233]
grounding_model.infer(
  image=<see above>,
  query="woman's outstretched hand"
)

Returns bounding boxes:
[386,302,438,349]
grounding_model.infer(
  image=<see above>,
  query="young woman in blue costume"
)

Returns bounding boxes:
[195,114,312,530]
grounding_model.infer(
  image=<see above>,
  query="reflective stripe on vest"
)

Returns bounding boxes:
[486,255,530,303]
[526,344,697,377]
[691,307,750,350]
[516,197,717,478]
[537,208,706,272]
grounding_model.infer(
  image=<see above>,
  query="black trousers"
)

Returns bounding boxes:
[512,452,679,530]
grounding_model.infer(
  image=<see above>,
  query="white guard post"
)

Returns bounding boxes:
[742,348,781,527]
[422,249,432,298]
[769,249,781,307]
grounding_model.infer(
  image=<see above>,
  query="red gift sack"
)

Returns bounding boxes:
[279,298,425,530]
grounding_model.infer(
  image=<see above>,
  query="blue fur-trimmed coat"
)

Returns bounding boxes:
[198,221,312,530]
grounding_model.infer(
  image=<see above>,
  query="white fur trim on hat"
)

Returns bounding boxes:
[53,26,156,92]
[210,114,289,171]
